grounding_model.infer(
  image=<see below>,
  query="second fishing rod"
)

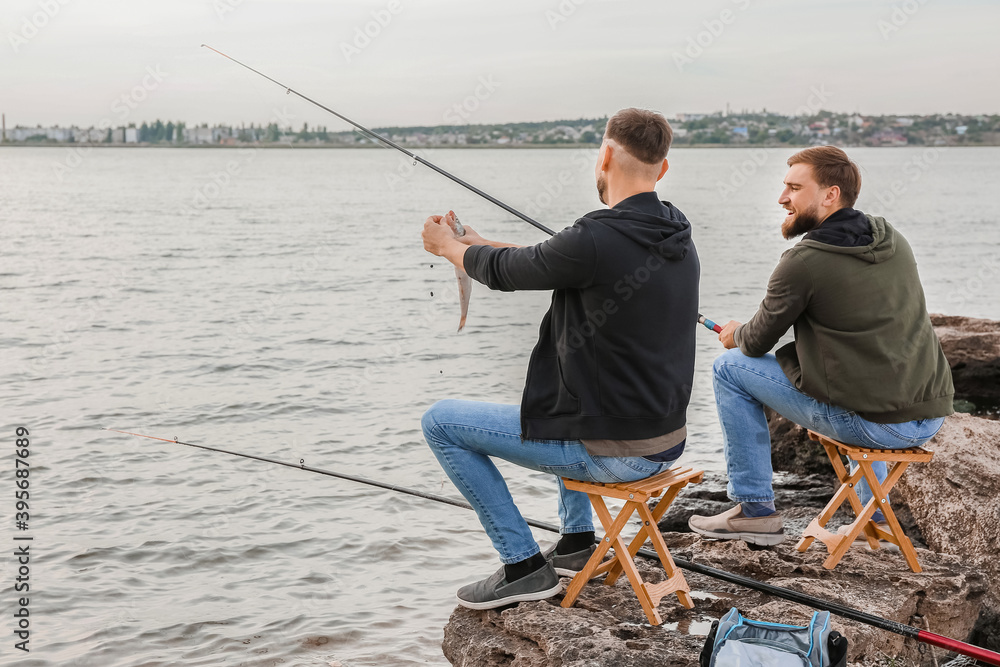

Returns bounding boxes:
[105,428,1000,666]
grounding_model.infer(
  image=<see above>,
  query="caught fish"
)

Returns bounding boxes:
[444,210,473,332]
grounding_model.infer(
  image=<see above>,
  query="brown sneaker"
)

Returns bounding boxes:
[688,505,785,546]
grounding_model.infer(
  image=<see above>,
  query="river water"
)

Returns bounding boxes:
[2,146,997,666]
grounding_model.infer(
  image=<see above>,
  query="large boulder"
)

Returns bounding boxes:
[930,314,1000,411]
[442,533,988,666]
[893,412,1000,650]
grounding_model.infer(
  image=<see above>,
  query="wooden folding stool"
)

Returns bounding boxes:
[560,466,704,625]
[796,430,933,572]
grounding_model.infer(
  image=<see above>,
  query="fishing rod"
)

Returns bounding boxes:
[201,44,556,237]
[698,314,723,333]
[105,427,1000,665]
[203,45,727,335]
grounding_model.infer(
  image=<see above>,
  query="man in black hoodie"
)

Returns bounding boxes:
[420,108,700,609]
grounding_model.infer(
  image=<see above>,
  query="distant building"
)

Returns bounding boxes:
[895,117,915,127]
[8,127,37,141]
[43,126,72,141]
[185,126,214,144]
[125,128,138,143]
[955,126,968,135]
[872,130,908,146]
[69,127,106,143]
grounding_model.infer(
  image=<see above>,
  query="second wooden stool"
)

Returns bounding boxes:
[796,430,933,572]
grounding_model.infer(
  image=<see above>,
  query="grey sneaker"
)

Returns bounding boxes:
[455,562,562,610]
[542,543,597,577]
[688,505,785,546]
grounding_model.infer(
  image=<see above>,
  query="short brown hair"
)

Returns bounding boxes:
[605,108,673,164]
[787,146,862,207]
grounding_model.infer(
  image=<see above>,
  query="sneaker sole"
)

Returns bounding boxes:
[455,582,563,610]
[690,526,785,546]
[554,567,580,578]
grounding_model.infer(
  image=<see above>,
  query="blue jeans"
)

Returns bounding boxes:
[421,399,679,564]
[713,349,944,509]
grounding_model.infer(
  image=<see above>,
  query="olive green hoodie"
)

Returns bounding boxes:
[734,212,954,423]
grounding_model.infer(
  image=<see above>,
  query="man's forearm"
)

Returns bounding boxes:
[441,238,471,269]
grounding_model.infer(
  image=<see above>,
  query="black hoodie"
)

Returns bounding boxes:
[463,192,700,445]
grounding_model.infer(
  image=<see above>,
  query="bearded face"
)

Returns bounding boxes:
[781,201,824,239]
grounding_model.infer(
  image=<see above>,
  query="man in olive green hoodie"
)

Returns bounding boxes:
[689,146,954,546]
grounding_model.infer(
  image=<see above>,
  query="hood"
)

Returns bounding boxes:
[583,191,692,260]
[799,211,895,264]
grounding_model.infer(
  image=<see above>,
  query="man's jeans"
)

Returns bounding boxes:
[421,399,679,564]
[713,348,944,509]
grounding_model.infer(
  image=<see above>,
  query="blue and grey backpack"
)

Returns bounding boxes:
[699,608,848,667]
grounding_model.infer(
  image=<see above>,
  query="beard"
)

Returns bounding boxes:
[596,172,608,205]
[781,202,823,239]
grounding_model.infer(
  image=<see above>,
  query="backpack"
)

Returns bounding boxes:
[699,608,849,667]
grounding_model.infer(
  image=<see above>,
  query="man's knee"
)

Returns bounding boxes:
[712,347,747,380]
[421,398,460,440]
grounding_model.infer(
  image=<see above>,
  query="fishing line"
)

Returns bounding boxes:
[104,427,1000,665]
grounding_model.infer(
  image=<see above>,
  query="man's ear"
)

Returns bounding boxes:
[656,158,669,182]
[599,142,613,172]
[824,184,841,207]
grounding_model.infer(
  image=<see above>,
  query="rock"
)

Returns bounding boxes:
[893,412,1000,651]
[930,314,1000,412]
[442,532,987,666]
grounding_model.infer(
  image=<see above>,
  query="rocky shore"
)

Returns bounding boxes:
[442,315,1000,666]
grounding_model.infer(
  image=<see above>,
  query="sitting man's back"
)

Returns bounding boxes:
[419,107,700,608]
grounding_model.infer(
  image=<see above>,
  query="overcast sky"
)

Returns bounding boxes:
[2,0,997,130]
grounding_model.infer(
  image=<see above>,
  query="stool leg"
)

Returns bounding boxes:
[561,495,632,610]
[797,440,851,552]
[796,466,864,553]
[823,493,881,569]
[636,501,693,609]
[859,460,922,573]
[610,502,663,625]
[841,462,883,550]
